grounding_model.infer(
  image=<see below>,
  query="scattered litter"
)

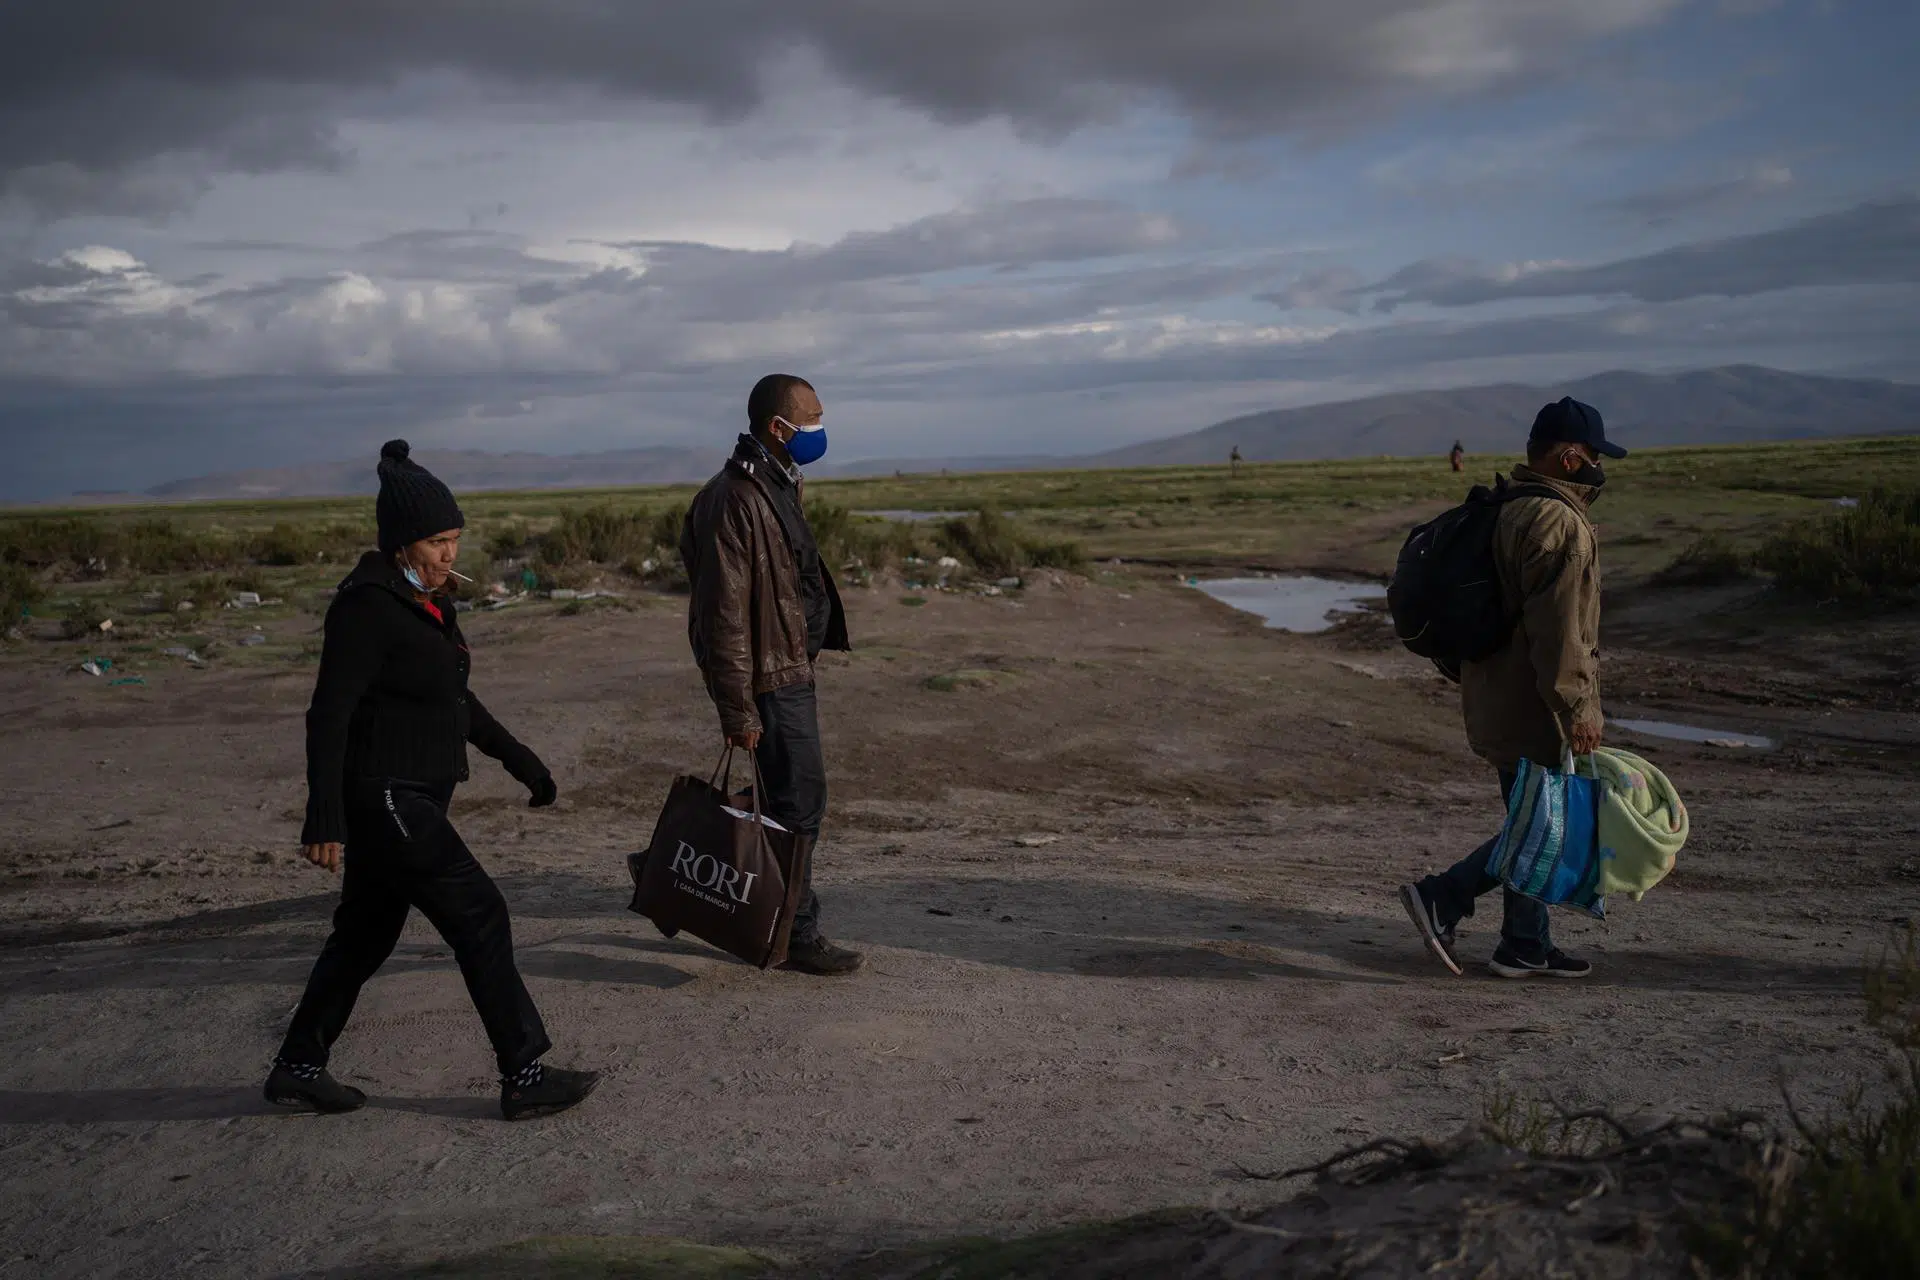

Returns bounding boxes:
[937,556,962,569]
[109,676,146,686]
[997,577,1021,589]
[176,600,195,612]
[227,591,262,609]
[98,618,114,632]
[484,593,527,611]
[640,558,657,574]
[982,585,1002,596]
[79,658,111,676]
[1012,834,1060,848]
[238,633,267,647]
[1334,660,1389,679]
[1437,1050,1467,1065]
[1117,592,1132,599]
[160,646,204,664]
[548,589,579,601]
[454,601,474,612]
[487,582,511,598]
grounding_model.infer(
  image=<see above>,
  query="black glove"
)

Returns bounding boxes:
[526,773,558,808]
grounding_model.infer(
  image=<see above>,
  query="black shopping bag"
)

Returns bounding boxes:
[627,750,811,969]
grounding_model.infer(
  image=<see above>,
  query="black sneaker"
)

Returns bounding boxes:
[782,936,864,976]
[500,1066,600,1121]
[1398,883,1462,976]
[263,1064,367,1114]
[1488,944,1592,980]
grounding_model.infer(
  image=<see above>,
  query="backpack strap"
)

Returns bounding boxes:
[1492,479,1577,510]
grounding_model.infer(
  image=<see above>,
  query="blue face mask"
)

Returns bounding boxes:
[399,558,427,592]
[775,416,828,467]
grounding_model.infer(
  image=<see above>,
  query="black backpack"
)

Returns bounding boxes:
[1388,477,1573,680]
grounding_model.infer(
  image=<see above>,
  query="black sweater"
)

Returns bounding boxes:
[301,551,547,845]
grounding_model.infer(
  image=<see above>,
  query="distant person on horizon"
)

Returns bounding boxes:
[1399,397,1625,980]
[1449,440,1465,472]
[680,374,861,976]
[1229,445,1243,476]
[267,441,598,1121]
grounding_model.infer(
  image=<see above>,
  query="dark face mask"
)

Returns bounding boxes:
[1571,459,1606,490]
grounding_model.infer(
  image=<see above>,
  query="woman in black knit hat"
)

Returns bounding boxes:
[264,440,597,1121]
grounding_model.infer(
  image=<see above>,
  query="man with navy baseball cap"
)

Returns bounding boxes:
[1530,395,1628,463]
[1399,395,1625,980]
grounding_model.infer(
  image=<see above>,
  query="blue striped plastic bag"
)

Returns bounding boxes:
[1486,755,1605,919]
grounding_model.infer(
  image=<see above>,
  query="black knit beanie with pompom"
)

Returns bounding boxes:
[375,440,464,554]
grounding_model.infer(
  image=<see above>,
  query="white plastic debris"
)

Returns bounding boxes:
[80,660,108,676]
[227,591,263,608]
[936,556,962,569]
[997,577,1021,589]
[548,589,579,601]
[238,633,267,647]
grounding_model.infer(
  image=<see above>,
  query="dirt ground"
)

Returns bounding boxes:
[1,568,1916,1278]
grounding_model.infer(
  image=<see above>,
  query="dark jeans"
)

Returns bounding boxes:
[754,682,826,946]
[278,780,551,1076]
[1417,768,1552,958]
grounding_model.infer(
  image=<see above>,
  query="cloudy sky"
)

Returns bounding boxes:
[1,1,1915,498]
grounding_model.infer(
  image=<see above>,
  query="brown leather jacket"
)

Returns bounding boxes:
[681,441,849,736]
[1461,466,1605,770]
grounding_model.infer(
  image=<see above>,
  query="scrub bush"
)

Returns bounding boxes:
[937,507,1086,576]
[1653,535,1751,587]
[806,501,918,572]
[1756,489,1920,602]
[251,521,364,567]
[1693,928,1920,1278]
[535,504,654,566]
[1,562,42,624]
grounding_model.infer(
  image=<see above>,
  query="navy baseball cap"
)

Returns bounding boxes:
[1530,397,1627,458]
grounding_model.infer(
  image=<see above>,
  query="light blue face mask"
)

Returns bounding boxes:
[774,415,828,467]
[399,557,427,592]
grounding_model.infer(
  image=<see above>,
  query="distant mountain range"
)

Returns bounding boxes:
[55,366,1920,502]
[1082,366,1920,468]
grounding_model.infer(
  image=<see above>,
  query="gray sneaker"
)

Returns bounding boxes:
[1398,883,1462,976]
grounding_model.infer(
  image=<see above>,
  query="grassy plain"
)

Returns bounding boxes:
[6,436,1916,623]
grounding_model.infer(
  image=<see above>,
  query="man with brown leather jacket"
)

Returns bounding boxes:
[681,374,861,976]
[1399,397,1625,981]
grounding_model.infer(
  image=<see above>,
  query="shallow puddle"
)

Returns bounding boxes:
[1194,576,1387,634]
[1610,718,1777,750]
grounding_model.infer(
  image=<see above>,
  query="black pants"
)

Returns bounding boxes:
[755,683,826,945]
[1416,768,1553,957]
[277,780,550,1076]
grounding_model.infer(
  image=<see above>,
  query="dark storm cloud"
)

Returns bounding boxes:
[0,1,1678,213]
[1604,163,1794,226]
[1369,197,1920,309]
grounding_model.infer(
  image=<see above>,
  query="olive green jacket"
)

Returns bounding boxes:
[1461,466,1605,770]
